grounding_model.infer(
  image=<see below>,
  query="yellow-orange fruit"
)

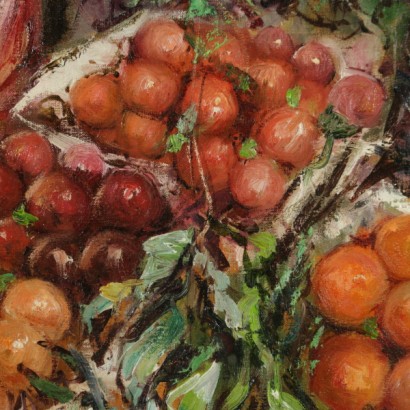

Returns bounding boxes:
[0,320,52,390]
[121,111,167,159]
[119,60,181,116]
[375,215,410,280]
[1,279,71,342]
[311,245,389,326]
[310,333,390,410]
[0,388,11,409]
[381,281,410,350]
[69,74,123,129]
[385,355,410,410]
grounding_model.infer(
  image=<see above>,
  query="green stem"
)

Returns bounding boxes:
[272,358,282,397]
[308,136,334,170]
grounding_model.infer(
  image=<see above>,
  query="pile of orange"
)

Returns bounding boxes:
[310,214,410,410]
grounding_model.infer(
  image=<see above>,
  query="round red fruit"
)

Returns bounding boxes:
[292,42,335,84]
[0,164,23,218]
[176,135,238,192]
[61,143,107,189]
[94,171,165,232]
[0,218,30,272]
[253,108,320,168]
[25,172,91,233]
[29,234,80,284]
[191,22,250,70]
[79,230,143,283]
[229,157,287,210]
[131,19,194,73]
[328,74,385,128]
[181,74,239,135]
[2,131,54,179]
[120,59,181,116]
[297,79,329,118]
[247,60,296,108]
[254,26,295,61]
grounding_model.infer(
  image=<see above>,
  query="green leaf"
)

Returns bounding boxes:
[121,308,185,382]
[186,28,228,63]
[358,0,378,15]
[318,105,359,139]
[0,273,15,292]
[166,133,189,153]
[195,252,242,329]
[239,138,258,159]
[249,232,276,259]
[59,352,78,370]
[186,0,216,20]
[176,104,198,135]
[81,295,113,332]
[381,2,410,28]
[12,204,38,227]
[225,65,253,93]
[238,73,251,92]
[29,376,74,403]
[310,325,325,349]
[99,279,141,302]
[180,391,207,410]
[238,285,261,335]
[286,86,302,108]
[167,104,198,152]
[310,360,320,374]
[380,2,410,45]
[268,362,304,410]
[185,346,216,373]
[166,361,221,410]
[185,34,206,64]
[221,356,250,410]
[268,388,305,410]
[140,229,194,288]
[363,317,379,339]
[272,264,292,304]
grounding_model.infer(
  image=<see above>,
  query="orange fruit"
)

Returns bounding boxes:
[1,279,71,342]
[310,332,390,410]
[375,215,410,280]
[311,244,389,326]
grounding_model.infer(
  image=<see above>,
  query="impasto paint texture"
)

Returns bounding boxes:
[0,0,409,409]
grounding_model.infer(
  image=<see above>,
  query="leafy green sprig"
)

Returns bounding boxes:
[12,204,39,227]
[166,104,198,153]
[308,105,359,171]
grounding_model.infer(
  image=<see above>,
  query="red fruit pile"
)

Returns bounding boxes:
[64,18,386,214]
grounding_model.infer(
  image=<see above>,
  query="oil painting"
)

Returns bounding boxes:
[0,0,409,409]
